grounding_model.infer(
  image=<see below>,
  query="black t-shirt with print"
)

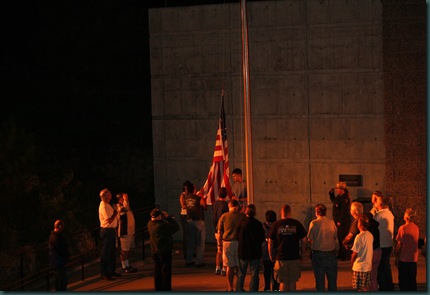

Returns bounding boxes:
[268,218,307,260]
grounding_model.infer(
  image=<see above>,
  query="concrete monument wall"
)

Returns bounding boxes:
[149,0,426,241]
[382,0,426,234]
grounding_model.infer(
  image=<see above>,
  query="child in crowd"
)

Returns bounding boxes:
[351,215,373,291]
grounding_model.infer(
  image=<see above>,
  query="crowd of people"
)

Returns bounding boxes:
[325,182,420,291]
[173,177,421,292]
[47,188,139,290]
[47,175,422,292]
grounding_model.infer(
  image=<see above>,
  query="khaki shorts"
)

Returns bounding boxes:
[273,259,301,284]
[120,235,135,251]
[222,240,238,267]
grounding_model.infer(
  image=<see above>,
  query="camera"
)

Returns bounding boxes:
[150,207,172,219]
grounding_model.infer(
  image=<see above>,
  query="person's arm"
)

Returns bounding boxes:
[268,222,277,262]
[329,188,335,202]
[334,227,340,251]
[351,251,358,268]
[117,203,126,214]
[394,240,402,268]
[217,234,223,252]
[217,229,223,253]
[200,196,207,210]
[164,211,180,233]
[123,194,129,206]
[217,217,224,253]
[307,223,314,246]
[257,222,266,244]
[179,193,186,210]
[342,232,355,249]
[268,238,276,262]
[102,204,117,224]
[170,217,180,233]
[300,237,306,260]
[343,220,358,249]
[108,209,117,223]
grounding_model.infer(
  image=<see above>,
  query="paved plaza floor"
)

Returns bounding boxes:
[68,242,427,292]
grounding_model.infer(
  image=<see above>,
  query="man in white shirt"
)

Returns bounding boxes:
[307,203,339,291]
[99,188,121,280]
[372,191,394,291]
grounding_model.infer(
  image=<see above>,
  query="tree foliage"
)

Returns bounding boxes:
[0,2,155,285]
[0,117,154,252]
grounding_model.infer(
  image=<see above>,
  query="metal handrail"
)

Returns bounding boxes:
[1,248,97,291]
[1,205,154,291]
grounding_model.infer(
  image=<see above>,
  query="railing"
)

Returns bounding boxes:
[1,205,154,291]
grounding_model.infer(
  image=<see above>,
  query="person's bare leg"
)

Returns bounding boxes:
[226,266,236,291]
[216,251,222,270]
[279,283,286,291]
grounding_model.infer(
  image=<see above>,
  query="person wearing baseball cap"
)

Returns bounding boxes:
[147,208,179,291]
[329,182,351,261]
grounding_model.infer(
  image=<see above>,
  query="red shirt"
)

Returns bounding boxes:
[396,222,419,262]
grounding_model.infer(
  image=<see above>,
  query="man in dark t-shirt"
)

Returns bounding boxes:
[237,204,265,291]
[184,183,207,266]
[268,204,307,291]
[213,187,229,275]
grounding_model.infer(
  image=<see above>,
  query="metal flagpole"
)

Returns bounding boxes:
[240,0,254,205]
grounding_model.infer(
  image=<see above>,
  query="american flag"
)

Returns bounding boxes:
[199,94,232,205]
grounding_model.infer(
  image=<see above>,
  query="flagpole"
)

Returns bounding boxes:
[241,0,254,205]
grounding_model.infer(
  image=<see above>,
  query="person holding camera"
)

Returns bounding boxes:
[147,208,179,291]
[99,188,121,281]
[116,192,137,273]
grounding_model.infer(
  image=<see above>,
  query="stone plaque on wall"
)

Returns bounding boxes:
[339,174,362,187]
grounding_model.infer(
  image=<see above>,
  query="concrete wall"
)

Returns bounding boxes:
[149,0,425,241]
[382,0,426,235]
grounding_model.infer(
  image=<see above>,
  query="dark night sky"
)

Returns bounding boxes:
[2,2,154,171]
[0,0,247,251]
[1,0,237,154]
[0,1,161,207]
[1,0,244,199]
[2,1,151,145]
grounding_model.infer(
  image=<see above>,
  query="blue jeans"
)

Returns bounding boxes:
[186,220,205,264]
[180,214,189,259]
[237,258,261,291]
[311,250,338,291]
[378,247,394,291]
[100,228,117,276]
